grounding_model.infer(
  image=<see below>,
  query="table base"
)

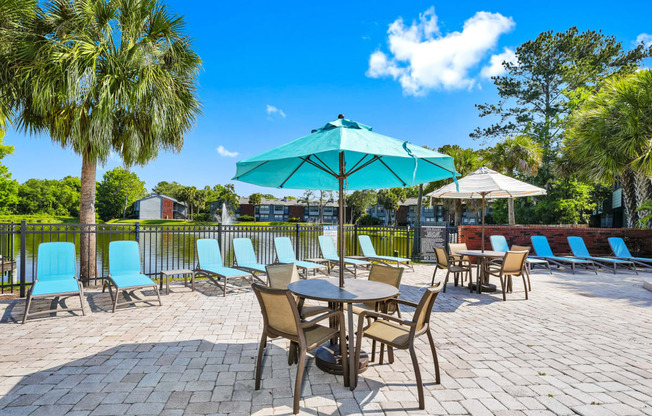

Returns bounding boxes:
[469,282,497,293]
[314,344,369,376]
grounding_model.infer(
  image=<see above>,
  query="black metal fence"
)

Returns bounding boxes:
[0,221,458,297]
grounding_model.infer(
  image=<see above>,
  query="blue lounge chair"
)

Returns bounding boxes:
[608,237,652,270]
[318,235,371,278]
[22,242,85,324]
[568,236,637,274]
[530,236,597,274]
[490,235,551,274]
[105,241,161,312]
[195,239,255,296]
[233,238,268,277]
[358,235,414,271]
[274,237,329,277]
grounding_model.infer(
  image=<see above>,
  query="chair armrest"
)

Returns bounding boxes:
[298,310,341,328]
[386,297,418,309]
[357,309,416,330]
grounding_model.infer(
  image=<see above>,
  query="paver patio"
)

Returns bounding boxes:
[0,265,651,415]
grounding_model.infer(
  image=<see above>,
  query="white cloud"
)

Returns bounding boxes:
[266,104,286,118]
[481,47,517,79]
[635,33,652,47]
[216,145,238,157]
[366,7,515,95]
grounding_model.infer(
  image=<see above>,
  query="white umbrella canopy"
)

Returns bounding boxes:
[428,166,546,251]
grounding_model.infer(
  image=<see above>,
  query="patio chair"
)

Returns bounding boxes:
[608,237,652,270]
[448,242,473,283]
[265,263,329,319]
[490,235,551,274]
[432,246,472,292]
[354,283,442,410]
[511,245,534,291]
[274,237,328,277]
[252,283,347,414]
[22,242,85,324]
[568,236,637,274]
[530,236,597,274]
[233,238,268,279]
[358,235,414,271]
[318,235,370,278]
[195,239,255,296]
[104,241,161,313]
[486,250,530,301]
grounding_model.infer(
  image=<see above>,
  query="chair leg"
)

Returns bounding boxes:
[78,282,86,316]
[223,277,227,297]
[409,345,425,410]
[499,275,506,301]
[522,275,528,300]
[387,346,394,364]
[379,343,385,364]
[443,269,450,293]
[255,335,266,390]
[430,265,438,286]
[293,349,307,414]
[22,287,33,324]
[154,285,162,306]
[426,330,440,384]
[339,319,349,388]
[524,267,532,291]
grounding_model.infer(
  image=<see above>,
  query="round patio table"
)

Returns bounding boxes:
[288,277,399,390]
[455,250,506,293]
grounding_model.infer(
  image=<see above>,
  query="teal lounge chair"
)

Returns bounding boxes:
[318,235,371,278]
[358,235,414,271]
[530,236,597,274]
[274,237,328,277]
[105,241,161,312]
[195,239,255,296]
[490,235,551,274]
[568,236,636,274]
[22,242,85,324]
[608,237,652,270]
[233,238,268,278]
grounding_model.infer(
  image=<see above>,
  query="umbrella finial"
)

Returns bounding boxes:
[338,114,344,119]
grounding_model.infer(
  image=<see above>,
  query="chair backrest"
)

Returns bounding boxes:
[502,250,529,273]
[266,263,300,289]
[251,283,300,338]
[511,244,531,253]
[196,239,223,269]
[367,264,403,313]
[233,238,258,265]
[567,236,591,258]
[274,237,297,263]
[318,235,338,258]
[37,242,76,282]
[490,235,509,253]
[109,241,141,276]
[530,236,554,257]
[609,237,632,258]
[433,247,448,267]
[448,243,468,256]
[411,283,443,335]
[358,235,377,257]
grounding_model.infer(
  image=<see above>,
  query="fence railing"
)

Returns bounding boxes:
[0,221,458,297]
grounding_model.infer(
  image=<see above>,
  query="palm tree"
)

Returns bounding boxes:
[489,135,543,225]
[566,70,652,227]
[10,0,201,279]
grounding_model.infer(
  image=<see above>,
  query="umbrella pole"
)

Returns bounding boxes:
[481,194,486,252]
[338,152,345,288]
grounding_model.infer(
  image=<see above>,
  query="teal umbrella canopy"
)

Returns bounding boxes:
[233,117,458,190]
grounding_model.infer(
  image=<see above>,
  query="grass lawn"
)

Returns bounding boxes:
[0,214,79,224]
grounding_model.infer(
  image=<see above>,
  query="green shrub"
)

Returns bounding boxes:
[288,217,301,223]
[357,214,382,226]
[237,215,255,222]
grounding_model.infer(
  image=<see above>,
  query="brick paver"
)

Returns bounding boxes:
[1,265,651,415]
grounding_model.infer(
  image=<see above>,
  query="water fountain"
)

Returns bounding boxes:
[221,202,234,225]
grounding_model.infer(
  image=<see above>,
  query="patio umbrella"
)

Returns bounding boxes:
[233,115,458,287]
[428,166,546,251]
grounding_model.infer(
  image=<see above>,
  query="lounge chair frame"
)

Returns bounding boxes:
[195,239,257,296]
[318,235,371,278]
[23,242,86,324]
[490,235,552,275]
[608,237,652,271]
[530,236,597,275]
[274,237,329,278]
[568,236,637,275]
[232,238,268,282]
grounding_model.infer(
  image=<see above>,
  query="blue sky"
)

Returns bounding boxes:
[4,0,652,198]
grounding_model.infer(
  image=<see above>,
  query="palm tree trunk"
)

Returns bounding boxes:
[79,154,97,284]
[633,170,652,227]
[620,170,637,228]
[508,197,515,225]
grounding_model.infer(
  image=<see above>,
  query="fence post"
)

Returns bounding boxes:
[19,220,26,298]
[354,224,358,256]
[135,222,140,242]
[295,223,300,258]
[218,223,223,260]
[406,225,410,259]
